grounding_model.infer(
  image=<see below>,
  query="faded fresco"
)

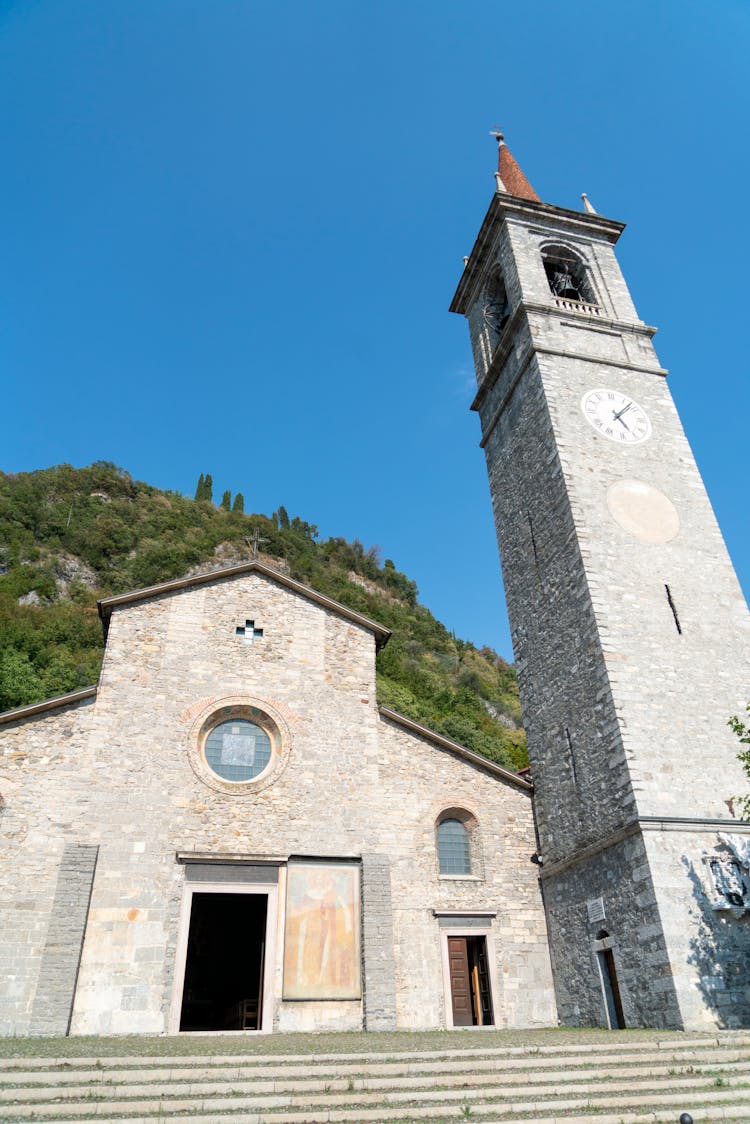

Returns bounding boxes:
[283,862,361,1000]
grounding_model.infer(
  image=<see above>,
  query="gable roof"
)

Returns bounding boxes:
[379,706,532,792]
[97,559,392,648]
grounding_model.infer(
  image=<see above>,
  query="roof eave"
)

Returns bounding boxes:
[379,706,532,791]
[0,686,97,726]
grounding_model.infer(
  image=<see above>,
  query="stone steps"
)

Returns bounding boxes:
[3,1049,749,1088]
[0,1033,748,1122]
[5,1060,750,1098]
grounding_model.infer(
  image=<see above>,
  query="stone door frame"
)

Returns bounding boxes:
[169,879,279,1034]
[437,919,500,1029]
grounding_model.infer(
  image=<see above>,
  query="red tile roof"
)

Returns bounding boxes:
[498,140,540,202]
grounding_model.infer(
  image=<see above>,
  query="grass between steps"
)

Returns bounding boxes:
[3,1072,749,1103]
[5,1082,750,1124]
[0,1027,741,1060]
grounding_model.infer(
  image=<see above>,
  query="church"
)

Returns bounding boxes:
[0,559,555,1036]
[1,138,750,1036]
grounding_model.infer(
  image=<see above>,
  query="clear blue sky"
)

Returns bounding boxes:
[1,0,748,659]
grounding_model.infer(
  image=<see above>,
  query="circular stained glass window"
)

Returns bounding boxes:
[204,719,272,783]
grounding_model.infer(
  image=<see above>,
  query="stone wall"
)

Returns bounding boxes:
[644,827,750,1029]
[30,842,99,1035]
[0,697,96,1036]
[459,195,750,1030]
[0,568,556,1035]
[541,831,681,1029]
[378,716,556,1030]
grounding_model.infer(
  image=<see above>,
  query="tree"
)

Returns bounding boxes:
[232,493,244,514]
[277,505,290,530]
[729,705,750,818]
[194,473,213,502]
[220,490,231,510]
[0,649,43,711]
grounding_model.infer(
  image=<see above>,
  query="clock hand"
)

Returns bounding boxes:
[613,402,633,422]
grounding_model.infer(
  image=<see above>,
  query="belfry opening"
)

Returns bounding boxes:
[179,892,267,1031]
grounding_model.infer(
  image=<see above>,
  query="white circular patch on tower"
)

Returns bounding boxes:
[606,479,680,544]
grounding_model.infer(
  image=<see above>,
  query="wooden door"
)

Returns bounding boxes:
[469,936,494,1026]
[448,937,473,1026]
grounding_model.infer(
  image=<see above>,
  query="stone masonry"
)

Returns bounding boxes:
[30,842,99,1035]
[360,853,398,1030]
[0,561,556,1036]
[451,145,750,1030]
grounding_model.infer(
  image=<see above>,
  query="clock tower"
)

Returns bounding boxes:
[451,136,750,1029]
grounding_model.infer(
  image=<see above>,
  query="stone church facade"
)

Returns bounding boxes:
[0,561,555,1036]
[3,139,750,1038]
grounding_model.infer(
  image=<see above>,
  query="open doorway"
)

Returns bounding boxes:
[597,948,625,1028]
[595,930,626,1029]
[179,892,267,1031]
[447,935,494,1026]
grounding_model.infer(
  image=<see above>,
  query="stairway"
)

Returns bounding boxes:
[1,1033,749,1123]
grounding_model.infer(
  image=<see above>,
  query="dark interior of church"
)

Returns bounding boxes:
[179,892,267,1031]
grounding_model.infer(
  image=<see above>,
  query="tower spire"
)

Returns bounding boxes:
[489,130,540,202]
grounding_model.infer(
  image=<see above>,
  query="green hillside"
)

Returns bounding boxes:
[0,463,526,771]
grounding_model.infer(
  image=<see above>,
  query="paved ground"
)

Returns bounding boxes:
[0,1024,731,1058]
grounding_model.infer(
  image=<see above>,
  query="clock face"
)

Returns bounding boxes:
[581,388,651,445]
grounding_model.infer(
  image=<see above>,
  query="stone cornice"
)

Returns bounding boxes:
[639,815,750,834]
[540,815,750,881]
[450,193,625,316]
[471,301,665,417]
[176,852,287,865]
[432,909,497,918]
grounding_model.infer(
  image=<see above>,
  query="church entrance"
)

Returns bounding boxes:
[179,892,267,1031]
[597,945,625,1029]
[447,936,494,1026]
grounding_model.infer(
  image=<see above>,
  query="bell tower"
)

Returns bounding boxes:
[451,135,750,1029]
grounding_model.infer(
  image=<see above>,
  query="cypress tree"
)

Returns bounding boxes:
[204,474,213,503]
[232,493,244,514]
[194,473,205,501]
[221,490,231,510]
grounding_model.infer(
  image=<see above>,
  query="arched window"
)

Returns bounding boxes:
[542,245,596,305]
[437,817,472,875]
[482,272,510,340]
